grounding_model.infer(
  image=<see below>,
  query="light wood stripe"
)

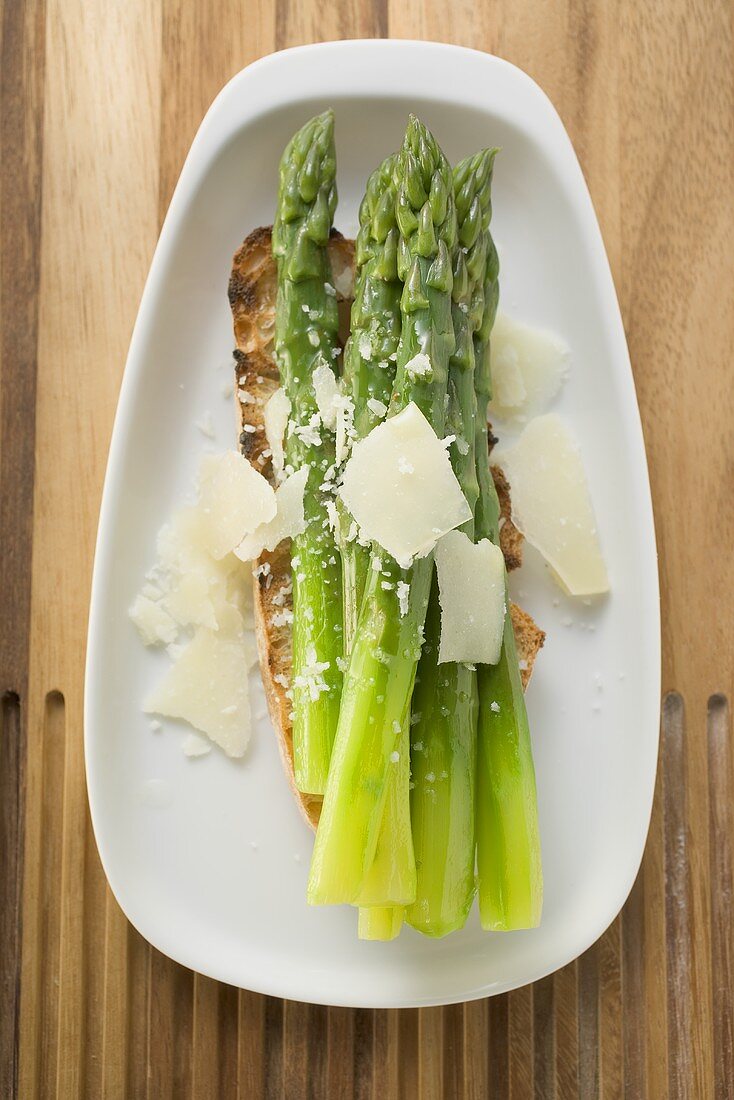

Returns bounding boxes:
[553,963,578,1100]
[577,941,600,1099]
[509,986,533,1098]
[462,999,489,1100]
[621,874,646,1099]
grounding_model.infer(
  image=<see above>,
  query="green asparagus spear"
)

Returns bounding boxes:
[340,152,402,649]
[272,111,344,796]
[406,149,496,937]
[339,153,414,933]
[354,715,414,905]
[307,116,458,906]
[357,905,404,941]
[473,217,543,930]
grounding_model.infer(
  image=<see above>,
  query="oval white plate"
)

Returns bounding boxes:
[85,40,660,1008]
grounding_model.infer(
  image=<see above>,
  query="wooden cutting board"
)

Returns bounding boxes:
[1,1,732,1096]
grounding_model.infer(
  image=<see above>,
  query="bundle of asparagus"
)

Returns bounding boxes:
[232,110,543,940]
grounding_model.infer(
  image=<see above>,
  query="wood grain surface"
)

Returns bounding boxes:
[1,0,733,1096]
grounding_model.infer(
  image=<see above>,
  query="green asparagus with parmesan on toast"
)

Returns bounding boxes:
[225,109,573,942]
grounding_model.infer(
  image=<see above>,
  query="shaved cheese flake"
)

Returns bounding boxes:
[489,312,570,421]
[406,352,432,379]
[435,531,506,664]
[312,362,341,430]
[332,260,354,299]
[263,388,291,479]
[163,571,218,631]
[367,397,387,419]
[182,732,212,758]
[155,503,246,631]
[339,402,471,566]
[198,451,276,559]
[335,394,355,465]
[496,413,609,596]
[129,595,178,646]
[396,580,410,618]
[144,627,251,757]
[235,465,308,561]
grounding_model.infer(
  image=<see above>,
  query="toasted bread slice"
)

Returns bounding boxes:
[229,227,544,830]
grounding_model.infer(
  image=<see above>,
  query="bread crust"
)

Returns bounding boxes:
[229,227,544,830]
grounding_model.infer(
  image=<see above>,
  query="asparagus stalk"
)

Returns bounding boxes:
[340,152,402,648]
[357,905,404,941]
[308,116,458,906]
[339,153,414,933]
[406,150,496,936]
[473,215,543,930]
[272,111,344,796]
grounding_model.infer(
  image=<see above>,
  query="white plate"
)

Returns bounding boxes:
[85,40,660,1008]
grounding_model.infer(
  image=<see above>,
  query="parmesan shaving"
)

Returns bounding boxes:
[367,397,387,418]
[332,260,354,299]
[339,402,471,566]
[182,732,212,758]
[144,626,251,757]
[405,352,432,379]
[235,465,308,561]
[198,451,276,559]
[335,394,356,465]
[434,531,506,664]
[263,388,291,480]
[129,594,178,646]
[488,312,570,421]
[131,452,260,757]
[164,571,219,631]
[495,413,609,596]
[311,362,341,430]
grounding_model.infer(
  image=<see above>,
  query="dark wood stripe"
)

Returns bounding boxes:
[442,1003,464,1098]
[219,982,241,1097]
[326,1007,354,1098]
[0,695,23,1100]
[0,1,46,1092]
[621,871,647,1098]
[577,941,600,1099]
[397,1009,419,1099]
[487,994,509,1100]
[263,996,283,1100]
[707,694,733,1100]
[532,976,555,1100]
[0,0,45,692]
[307,1004,328,1100]
[662,691,691,1099]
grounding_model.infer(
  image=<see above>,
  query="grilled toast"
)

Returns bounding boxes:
[229,227,544,829]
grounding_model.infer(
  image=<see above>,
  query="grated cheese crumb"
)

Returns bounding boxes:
[396,580,410,617]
